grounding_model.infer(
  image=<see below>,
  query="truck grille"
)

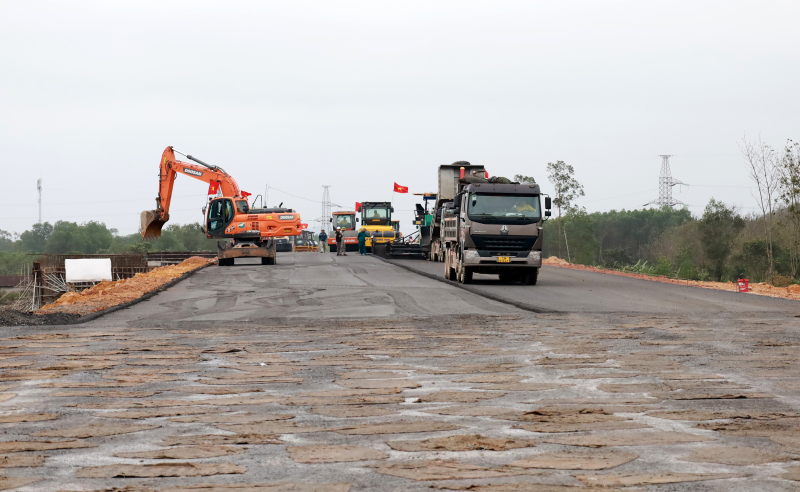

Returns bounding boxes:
[471,235,537,252]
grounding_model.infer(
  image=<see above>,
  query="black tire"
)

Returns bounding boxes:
[444,251,455,280]
[261,257,275,265]
[523,268,539,285]
[219,258,232,266]
[461,267,473,284]
[330,243,337,253]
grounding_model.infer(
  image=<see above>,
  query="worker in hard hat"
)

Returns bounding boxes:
[357,227,367,255]
[335,227,346,256]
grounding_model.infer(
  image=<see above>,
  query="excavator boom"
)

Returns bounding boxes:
[141,147,242,239]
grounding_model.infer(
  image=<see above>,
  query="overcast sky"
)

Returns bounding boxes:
[2,0,799,236]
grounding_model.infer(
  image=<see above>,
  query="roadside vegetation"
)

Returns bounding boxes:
[542,138,800,285]
[0,223,215,275]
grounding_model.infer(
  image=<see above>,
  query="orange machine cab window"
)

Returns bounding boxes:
[235,200,249,214]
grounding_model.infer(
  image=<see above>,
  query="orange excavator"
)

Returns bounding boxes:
[140,146,302,266]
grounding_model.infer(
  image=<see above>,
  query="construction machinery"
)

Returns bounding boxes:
[359,201,396,251]
[427,162,487,262]
[413,192,437,260]
[437,162,551,284]
[294,230,318,252]
[140,146,302,266]
[328,210,359,253]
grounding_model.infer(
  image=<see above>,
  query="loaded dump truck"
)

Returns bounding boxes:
[425,162,487,262]
[438,163,551,284]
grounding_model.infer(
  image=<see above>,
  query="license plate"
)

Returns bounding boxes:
[498,256,510,263]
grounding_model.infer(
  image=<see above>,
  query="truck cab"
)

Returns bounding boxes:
[442,177,551,284]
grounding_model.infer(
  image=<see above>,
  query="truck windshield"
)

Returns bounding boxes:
[333,214,355,230]
[468,194,541,222]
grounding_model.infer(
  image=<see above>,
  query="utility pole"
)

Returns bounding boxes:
[37,178,42,223]
[644,155,687,207]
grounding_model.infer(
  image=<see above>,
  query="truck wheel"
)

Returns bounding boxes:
[330,244,337,253]
[460,267,473,284]
[444,251,456,280]
[523,268,539,285]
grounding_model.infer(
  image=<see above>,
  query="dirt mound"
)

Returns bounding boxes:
[0,307,81,327]
[37,257,212,316]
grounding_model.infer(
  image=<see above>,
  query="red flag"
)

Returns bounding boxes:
[241,191,252,198]
[208,180,220,195]
[393,183,408,193]
[355,202,362,212]
[300,223,308,229]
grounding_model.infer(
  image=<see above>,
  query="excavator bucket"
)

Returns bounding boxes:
[140,210,167,240]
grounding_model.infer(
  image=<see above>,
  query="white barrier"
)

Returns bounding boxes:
[65,258,112,283]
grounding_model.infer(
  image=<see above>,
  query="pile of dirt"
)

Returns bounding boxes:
[37,257,212,316]
[0,307,81,327]
[543,257,800,302]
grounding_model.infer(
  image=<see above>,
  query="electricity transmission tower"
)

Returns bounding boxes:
[321,185,333,232]
[644,155,687,208]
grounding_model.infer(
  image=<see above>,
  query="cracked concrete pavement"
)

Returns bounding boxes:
[2,252,800,491]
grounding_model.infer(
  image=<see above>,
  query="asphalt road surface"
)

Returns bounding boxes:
[2,253,800,491]
[387,258,800,315]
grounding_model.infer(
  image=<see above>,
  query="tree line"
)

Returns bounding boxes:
[0,222,215,275]
[540,137,800,286]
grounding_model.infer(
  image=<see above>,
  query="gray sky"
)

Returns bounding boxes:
[2,0,799,236]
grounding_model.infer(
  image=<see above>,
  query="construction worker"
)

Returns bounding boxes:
[514,199,536,214]
[318,230,328,253]
[357,227,367,255]
[335,227,346,256]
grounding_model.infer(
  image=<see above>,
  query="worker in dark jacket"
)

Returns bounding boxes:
[357,228,367,255]
[318,230,328,253]
[335,227,346,256]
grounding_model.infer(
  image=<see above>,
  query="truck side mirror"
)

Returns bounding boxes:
[545,197,551,209]
[391,207,395,213]
[545,210,552,217]
[356,218,359,222]
[329,218,333,222]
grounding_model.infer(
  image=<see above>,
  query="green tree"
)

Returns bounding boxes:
[19,222,53,253]
[778,139,800,277]
[0,230,15,253]
[699,198,745,281]
[741,136,780,281]
[546,161,584,260]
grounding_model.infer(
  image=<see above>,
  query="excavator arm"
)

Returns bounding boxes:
[141,146,243,239]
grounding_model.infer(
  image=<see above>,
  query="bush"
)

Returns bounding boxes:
[677,259,698,280]
[653,256,674,277]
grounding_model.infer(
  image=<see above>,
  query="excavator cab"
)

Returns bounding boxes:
[206,197,235,237]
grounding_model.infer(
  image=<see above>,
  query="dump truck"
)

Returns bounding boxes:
[426,162,488,262]
[439,163,551,284]
[329,210,359,253]
[141,147,302,266]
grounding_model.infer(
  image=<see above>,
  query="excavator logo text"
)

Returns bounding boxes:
[183,168,203,177]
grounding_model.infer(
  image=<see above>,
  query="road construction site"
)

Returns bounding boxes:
[2,253,800,491]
